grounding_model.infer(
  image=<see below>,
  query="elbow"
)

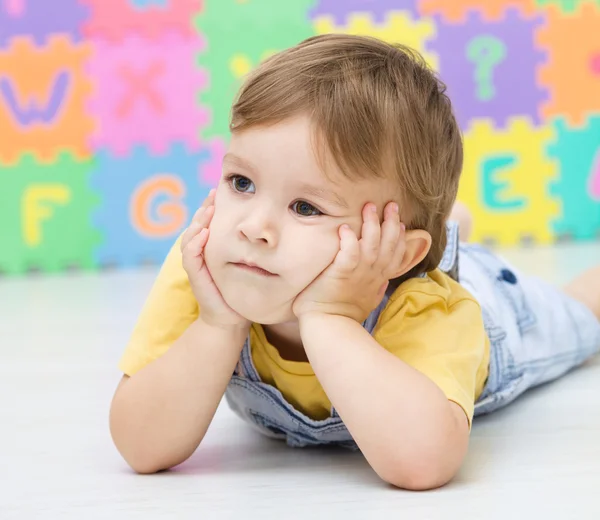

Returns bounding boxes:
[377,459,457,491]
[110,423,173,475]
[373,441,465,491]
[126,456,168,476]
[109,415,166,475]
[109,395,172,475]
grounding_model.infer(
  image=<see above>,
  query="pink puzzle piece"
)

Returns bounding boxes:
[87,32,208,156]
[590,53,600,75]
[590,149,600,201]
[82,0,201,41]
[4,0,25,17]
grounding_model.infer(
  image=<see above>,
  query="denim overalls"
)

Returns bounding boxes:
[225,222,600,448]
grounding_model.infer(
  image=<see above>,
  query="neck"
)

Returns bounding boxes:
[262,321,308,362]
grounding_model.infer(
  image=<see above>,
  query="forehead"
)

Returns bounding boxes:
[227,115,400,208]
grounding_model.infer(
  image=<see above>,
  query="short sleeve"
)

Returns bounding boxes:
[118,235,199,376]
[373,283,489,426]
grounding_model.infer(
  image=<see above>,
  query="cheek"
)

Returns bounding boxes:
[289,226,340,276]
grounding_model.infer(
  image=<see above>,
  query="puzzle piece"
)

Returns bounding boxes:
[549,116,600,240]
[201,137,226,186]
[427,8,547,130]
[195,0,315,141]
[86,32,207,156]
[457,117,560,245]
[309,0,419,23]
[130,0,169,8]
[535,0,600,14]
[0,151,100,274]
[91,143,212,267]
[313,11,438,69]
[0,0,89,49]
[0,36,93,165]
[418,0,537,22]
[82,0,201,41]
[536,3,600,127]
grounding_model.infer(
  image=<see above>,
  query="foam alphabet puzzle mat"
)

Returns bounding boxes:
[0,0,598,274]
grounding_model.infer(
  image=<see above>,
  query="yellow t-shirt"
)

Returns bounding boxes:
[120,237,490,425]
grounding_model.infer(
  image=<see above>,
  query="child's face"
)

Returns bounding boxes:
[204,113,400,325]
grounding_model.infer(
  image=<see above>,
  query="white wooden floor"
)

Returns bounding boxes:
[1,242,599,519]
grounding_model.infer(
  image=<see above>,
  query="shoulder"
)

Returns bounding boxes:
[377,269,482,326]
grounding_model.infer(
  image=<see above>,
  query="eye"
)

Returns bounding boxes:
[292,200,322,217]
[228,174,255,193]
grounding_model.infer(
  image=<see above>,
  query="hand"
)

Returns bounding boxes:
[181,189,251,330]
[292,202,406,323]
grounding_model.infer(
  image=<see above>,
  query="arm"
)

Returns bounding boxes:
[109,318,248,474]
[299,312,470,490]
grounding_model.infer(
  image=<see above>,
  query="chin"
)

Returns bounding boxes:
[226,294,295,325]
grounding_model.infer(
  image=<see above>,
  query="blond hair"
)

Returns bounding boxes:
[230,34,463,278]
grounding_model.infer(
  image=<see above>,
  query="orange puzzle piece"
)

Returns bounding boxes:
[418,0,537,22]
[536,3,600,127]
[0,36,93,165]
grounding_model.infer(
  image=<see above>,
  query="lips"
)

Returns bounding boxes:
[232,261,277,277]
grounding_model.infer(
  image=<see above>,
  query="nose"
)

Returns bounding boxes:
[237,206,278,247]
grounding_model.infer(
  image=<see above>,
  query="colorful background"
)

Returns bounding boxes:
[0,0,599,275]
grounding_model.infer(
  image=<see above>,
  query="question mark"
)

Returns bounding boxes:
[466,35,507,102]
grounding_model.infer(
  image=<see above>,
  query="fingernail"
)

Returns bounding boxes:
[400,223,406,231]
[392,203,399,213]
[369,204,377,213]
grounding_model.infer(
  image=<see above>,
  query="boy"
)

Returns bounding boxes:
[109,34,600,490]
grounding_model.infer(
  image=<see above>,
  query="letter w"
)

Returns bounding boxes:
[0,71,70,125]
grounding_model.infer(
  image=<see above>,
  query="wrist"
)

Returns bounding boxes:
[298,311,356,332]
[298,310,357,322]
[194,316,250,345]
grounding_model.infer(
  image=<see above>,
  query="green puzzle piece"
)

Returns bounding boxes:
[549,117,600,240]
[0,153,101,274]
[535,0,600,13]
[195,0,316,141]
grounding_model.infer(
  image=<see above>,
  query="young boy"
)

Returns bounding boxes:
[109,34,600,490]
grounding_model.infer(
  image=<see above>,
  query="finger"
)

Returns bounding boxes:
[376,202,401,268]
[333,224,360,274]
[192,192,216,224]
[182,205,214,251]
[187,189,216,227]
[181,221,203,251]
[201,188,216,210]
[359,203,380,265]
[182,228,209,269]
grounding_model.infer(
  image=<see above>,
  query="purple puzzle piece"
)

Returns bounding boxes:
[427,8,547,130]
[309,0,419,23]
[0,0,89,48]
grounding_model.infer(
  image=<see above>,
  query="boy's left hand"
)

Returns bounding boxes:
[292,202,406,323]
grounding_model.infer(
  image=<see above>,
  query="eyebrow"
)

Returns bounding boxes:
[297,183,349,209]
[223,153,349,209]
[223,153,258,174]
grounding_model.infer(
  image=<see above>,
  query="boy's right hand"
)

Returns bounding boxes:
[181,189,250,330]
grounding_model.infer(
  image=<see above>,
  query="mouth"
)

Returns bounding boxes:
[232,261,277,277]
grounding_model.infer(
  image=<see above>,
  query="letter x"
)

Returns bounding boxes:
[116,61,165,118]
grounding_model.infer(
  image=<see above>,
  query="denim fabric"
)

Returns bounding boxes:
[459,244,600,416]
[224,222,600,446]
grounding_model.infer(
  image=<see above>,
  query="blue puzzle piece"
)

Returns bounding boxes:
[129,0,168,9]
[91,143,212,267]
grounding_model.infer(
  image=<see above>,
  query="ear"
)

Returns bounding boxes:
[390,229,432,278]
